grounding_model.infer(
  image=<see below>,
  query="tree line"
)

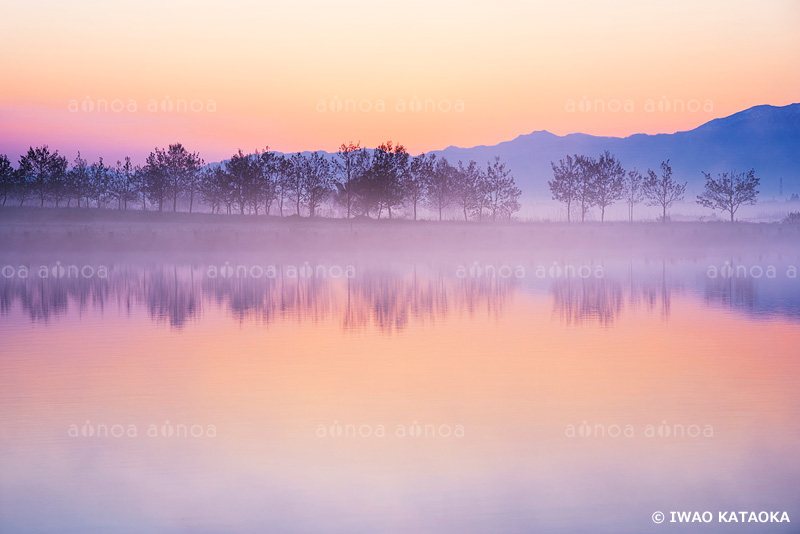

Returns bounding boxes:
[549,151,761,222]
[0,142,522,221]
[0,143,763,222]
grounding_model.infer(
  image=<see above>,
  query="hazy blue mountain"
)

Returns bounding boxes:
[431,103,800,198]
[209,103,799,201]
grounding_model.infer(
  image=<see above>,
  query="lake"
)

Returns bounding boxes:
[1,239,799,533]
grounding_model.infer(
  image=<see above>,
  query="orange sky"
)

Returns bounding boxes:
[0,0,798,163]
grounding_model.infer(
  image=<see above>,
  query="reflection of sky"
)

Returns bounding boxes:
[2,256,800,328]
[1,281,799,532]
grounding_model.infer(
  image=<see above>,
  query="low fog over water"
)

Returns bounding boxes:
[1,209,799,534]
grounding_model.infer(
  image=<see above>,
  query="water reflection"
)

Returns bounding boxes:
[1,255,799,534]
[1,257,799,328]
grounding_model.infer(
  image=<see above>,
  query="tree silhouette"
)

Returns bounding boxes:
[592,151,626,223]
[485,156,521,222]
[0,141,522,222]
[333,142,367,219]
[303,151,332,217]
[549,155,580,222]
[575,155,596,223]
[0,154,14,207]
[624,168,644,222]
[453,159,483,221]
[643,160,686,222]
[696,169,760,222]
[370,141,408,219]
[425,157,454,221]
[18,145,68,208]
[406,153,435,221]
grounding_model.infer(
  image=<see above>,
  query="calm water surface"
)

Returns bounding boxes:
[1,254,799,533]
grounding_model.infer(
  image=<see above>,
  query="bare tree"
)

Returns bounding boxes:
[255,147,280,216]
[0,154,14,207]
[333,142,368,218]
[642,159,686,222]
[184,155,204,214]
[144,152,168,212]
[592,150,626,223]
[485,157,521,222]
[12,166,32,207]
[425,157,454,221]
[575,155,596,223]
[66,152,90,208]
[406,153,435,221]
[18,145,68,207]
[111,157,136,210]
[371,141,408,219]
[453,160,483,221]
[696,169,760,222]
[199,167,221,214]
[287,153,306,216]
[274,155,291,217]
[624,168,644,222]
[549,155,580,222]
[303,151,332,217]
[145,144,201,212]
[91,159,110,206]
[225,149,256,215]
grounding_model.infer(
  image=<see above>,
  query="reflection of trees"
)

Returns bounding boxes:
[0,263,517,332]
[342,266,516,332]
[3,259,794,329]
[202,274,336,326]
[0,265,201,327]
[550,259,686,325]
[144,265,200,327]
[623,259,679,320]
[703,272,757,310]
[0,271,111,323]
[550,277,623,326]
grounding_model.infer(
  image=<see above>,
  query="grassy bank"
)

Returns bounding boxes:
[1,207,798,258]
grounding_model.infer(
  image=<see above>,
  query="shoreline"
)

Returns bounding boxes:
[1,207,798,257]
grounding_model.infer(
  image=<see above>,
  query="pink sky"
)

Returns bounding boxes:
[0,0,798,164]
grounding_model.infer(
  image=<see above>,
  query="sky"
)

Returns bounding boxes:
[0,0,798,163]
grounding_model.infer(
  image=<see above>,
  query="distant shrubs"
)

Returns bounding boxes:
[783,212,800,224]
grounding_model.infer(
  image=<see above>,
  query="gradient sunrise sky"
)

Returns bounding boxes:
[0,0,798,163]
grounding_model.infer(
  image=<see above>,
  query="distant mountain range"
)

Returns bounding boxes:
[432,103,800,199]
[210,103,800,202]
